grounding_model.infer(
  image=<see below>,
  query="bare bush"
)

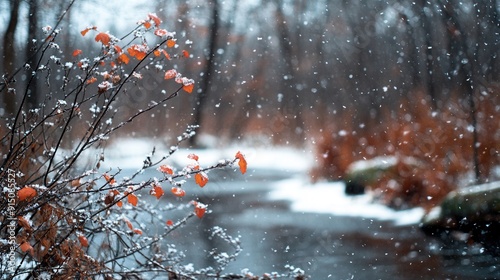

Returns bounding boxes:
[0,10,304,280]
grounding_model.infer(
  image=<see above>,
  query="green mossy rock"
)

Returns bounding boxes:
[421,181,500,254]
[441,182,500,217]
[344,156,399,186]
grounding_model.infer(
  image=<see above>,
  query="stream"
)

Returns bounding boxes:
[132,167,500,279]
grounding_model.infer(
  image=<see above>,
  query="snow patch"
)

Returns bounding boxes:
[268,177,424,225]
[347,156,397,172]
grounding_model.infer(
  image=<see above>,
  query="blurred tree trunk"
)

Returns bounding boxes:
[419,0,437,108]
[439,0,481,183]
[400,11,422,93]
[216,1,251,140]
[25,0,40,110]
[490,0,500,79]
[312,1,334,128]
[2,0,21,116]
[190,0,219,146]
[273,0,305,142]
[341,1,377,125]
[477,0,500,82]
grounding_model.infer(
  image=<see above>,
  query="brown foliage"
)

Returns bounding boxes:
[312,91,500,209]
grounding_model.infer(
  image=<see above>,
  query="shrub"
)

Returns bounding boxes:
[0,12,305,280]
[312,91,500,209]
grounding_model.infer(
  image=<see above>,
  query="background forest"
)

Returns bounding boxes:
[1,0,500,207]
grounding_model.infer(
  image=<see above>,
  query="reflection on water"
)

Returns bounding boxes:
[141,168,500,279]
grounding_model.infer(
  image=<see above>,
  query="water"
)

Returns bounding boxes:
[135,168,500,279]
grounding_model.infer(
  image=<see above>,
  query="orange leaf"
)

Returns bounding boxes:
[183,83,194,94]
[182,50,189,58]
[166,219,174,226]
[162,49,171,60]
[71,179,81,187]
[195,172,208,188]
[78,235,89,247]
[164,69,177,80]
[194,202,207,219]
[235,151,247,174]
[166,39,176,48]
[103,173,116,185]
[72,49,82,57]
[171,187,186,197]
[86,76,97,84]
[154,28,168,37]
[114,45,122,53]
[112,75,121,83]
[105,189,122,207]
[17,216,31,231]
[127,193,138,206]
[124,218,133,230]
[133,228,143,235]
[118,53,130,64]
[104,194,113,205]
[154,49,161,57]
[150,184,164,199]
[158,164,174,174]
[80,26,96,36]
[135,51,145,60]
[103,72,112,80]
[127,45,147,60]
[148,13,162,27]
[20,242,34,255]
[18,187,37,201]
[143,21,152,29]
[187,153,199,161]
[127,46,137,56]
[95,32,111,46]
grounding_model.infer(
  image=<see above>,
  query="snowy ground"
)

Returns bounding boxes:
[102,137,425,226]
